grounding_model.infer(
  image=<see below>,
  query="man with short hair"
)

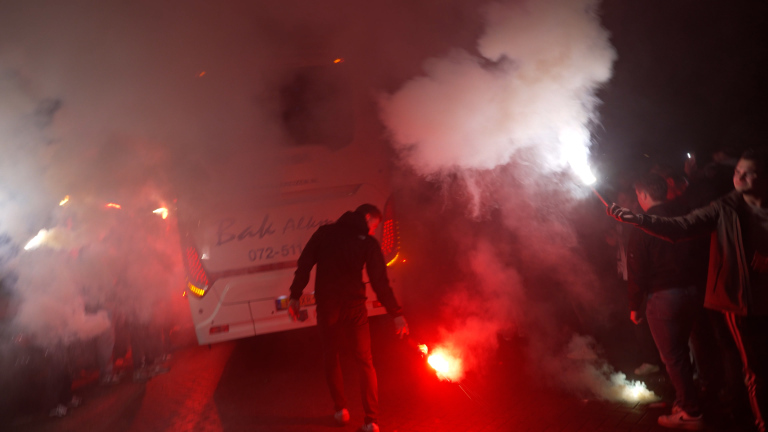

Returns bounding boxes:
[288,204,408,432]
[610,148,768,432]
[627,173,707,430]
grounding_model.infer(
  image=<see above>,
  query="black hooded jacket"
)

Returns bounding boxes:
[627,200,709,311]
[289,211,402,316]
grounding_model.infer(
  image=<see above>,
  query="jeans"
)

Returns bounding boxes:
[634,318,661,366]
[317,301,378,424]
[645,286,701,415]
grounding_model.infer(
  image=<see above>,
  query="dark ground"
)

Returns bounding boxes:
[2,315,757,432]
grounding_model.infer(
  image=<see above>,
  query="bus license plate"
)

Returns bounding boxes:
[275,294,316,311]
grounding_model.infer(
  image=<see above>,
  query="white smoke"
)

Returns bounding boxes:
[0,0,650,404]
[11,250,111,346]
[0,1,291,347]
[0,0,484,349]
[380,0,615,177]
[0,74,59,247]
[552,334,659,403]
[383,0,653,403]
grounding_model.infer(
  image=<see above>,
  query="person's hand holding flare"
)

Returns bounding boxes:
[608,203,642,225]
[394,316,409,339]
[288,298,301,321]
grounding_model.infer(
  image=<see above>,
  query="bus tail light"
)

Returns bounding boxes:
[184,245,210,297]
[209,325,229,335]
[381,196,400,266]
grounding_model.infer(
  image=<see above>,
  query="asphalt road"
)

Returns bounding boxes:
[5,316,756,432]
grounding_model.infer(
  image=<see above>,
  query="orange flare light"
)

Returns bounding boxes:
[153,207,169,219]
[422,345,463,382]
[333,58,344,64]
[106,203,121,209]
[59,195,70,206]
[428,353,450,375]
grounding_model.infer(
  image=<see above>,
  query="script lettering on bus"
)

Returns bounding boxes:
[216,214,277,246]
[282,216,333,235]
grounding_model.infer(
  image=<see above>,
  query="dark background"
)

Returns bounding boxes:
[596,0,768,183]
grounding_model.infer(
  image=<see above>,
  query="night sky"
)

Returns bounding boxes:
[596,0,768,177]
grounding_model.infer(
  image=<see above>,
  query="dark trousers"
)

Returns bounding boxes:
[317,302,378,425]
[646,286,701,415]
[690,308,745,405]
[44,367,72,409]
[724,313,768,432]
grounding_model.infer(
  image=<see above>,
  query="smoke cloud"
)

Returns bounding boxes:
[384,0,653,403]
[380,0,614,177]
[0,0,650,404]
[0,1,294,348]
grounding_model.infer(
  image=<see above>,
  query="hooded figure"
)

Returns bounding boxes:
[288,204,408,432]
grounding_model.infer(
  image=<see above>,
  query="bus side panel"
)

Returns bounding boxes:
[187,291,255,344]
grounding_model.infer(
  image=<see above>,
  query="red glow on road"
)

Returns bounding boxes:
[126,343,234,432]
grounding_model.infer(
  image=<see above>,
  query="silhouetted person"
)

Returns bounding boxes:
[288,204,408,432]
[627,173,707,430]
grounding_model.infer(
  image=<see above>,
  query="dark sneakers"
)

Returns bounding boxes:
[333,408,350,426]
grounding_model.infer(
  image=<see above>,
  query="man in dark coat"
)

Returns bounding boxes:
[627,173,707,430]
[288,204,408,432]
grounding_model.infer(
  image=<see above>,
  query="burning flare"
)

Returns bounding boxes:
[423,345,463,382]
[59,195,70,206]
[560,127,596,186]
[558,127,608,206]
[106,203,121,209]
[24,229,48,250]
[153,207,169,219]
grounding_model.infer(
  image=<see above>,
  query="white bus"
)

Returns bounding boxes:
[176,61,402,345]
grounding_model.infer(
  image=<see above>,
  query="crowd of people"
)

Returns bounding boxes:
[0,204,180,421]
[607,146,768,431]
[0,296,173,421]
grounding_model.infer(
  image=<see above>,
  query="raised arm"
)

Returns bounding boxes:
[608,203,719,243]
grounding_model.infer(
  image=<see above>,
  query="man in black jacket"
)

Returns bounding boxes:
[288,204,408,432]
[627,173,707,430]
